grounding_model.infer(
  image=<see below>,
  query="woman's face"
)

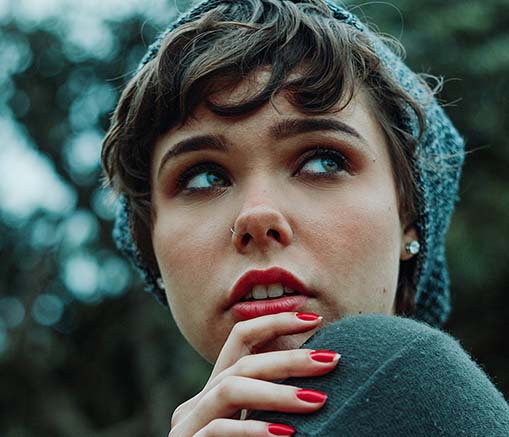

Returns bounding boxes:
[150,77,416,363]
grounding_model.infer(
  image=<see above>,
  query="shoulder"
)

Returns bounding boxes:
[252,314,509,436]
[306,313,479,379]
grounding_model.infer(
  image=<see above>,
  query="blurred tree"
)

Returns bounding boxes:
[0,0,507,435]
[1,4,211,435]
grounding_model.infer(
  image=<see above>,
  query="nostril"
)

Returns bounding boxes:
[241,233,251,246]
[267,229,280,241]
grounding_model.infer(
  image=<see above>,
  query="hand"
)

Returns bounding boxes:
[169,312,340,436]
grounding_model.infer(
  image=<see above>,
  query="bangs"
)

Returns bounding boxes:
[149,0,378,127]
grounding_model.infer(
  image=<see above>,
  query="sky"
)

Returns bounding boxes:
[0,0,182,222]
[0,0,187,337]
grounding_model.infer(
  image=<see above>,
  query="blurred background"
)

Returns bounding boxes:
[0,0,508,435]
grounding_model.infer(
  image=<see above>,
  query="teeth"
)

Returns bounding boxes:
[284,286,296,294]
[243,283,298,301]
[252,285,268,300]
[268,283,284,298]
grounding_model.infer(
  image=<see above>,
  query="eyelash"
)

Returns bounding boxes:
[175,147,350,195]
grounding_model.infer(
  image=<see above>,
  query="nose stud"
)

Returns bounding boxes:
[230,227,241,237]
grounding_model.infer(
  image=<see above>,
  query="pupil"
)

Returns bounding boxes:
[323,158,338,171]
[207,172,223,186]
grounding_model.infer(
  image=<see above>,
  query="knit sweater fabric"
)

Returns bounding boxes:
[250,314,509,436]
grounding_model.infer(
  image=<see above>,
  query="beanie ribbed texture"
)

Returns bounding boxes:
[112,0,465,328]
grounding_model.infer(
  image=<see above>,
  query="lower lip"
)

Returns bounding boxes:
[231,295,308,320]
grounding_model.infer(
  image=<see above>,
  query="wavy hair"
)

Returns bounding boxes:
[102,0,433,316]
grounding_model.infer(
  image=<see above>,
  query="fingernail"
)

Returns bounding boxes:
[296,312,322,321]
[268,423,296,436]
[309,350,341,363]
[296,389,328,403]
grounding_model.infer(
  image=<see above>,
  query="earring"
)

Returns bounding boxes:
[405,240,420,255]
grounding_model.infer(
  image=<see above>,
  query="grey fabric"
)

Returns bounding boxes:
[250,314,509,436]
[112,0,465,327]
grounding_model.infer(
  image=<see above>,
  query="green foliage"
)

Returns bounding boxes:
[0,1,507,434]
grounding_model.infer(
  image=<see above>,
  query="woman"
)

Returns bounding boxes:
[102,0,509,435]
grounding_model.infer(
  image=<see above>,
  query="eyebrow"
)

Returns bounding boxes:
[157,117,368,178]
[270,118,364,141]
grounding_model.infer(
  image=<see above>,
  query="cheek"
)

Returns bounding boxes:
[153,214,224,285]
[152,215,227,356]
[310,196,399,254]
[303,187,402,296]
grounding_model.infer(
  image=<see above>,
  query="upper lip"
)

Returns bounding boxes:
[227,267,312,307]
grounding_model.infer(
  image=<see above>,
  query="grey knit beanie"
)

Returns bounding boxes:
[112,0,464,328]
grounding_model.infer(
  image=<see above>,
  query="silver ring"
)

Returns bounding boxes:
[230,227,241,237]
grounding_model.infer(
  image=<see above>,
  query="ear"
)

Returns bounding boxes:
[400,225,419,261]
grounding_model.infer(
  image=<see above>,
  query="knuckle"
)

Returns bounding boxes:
[234,354,250,375]
[171,395,198,428]
[170,404,185,427]
[171,407,181,423]
[215,375,239,404]
[207,418,226,434]
[170,414,179,429]
[231,319,251,338]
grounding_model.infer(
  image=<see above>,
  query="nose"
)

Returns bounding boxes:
[231,194,293,254]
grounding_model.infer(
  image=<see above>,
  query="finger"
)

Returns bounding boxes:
[170,394,201,429]
[172,348,338,429]
[211,312,323,380]
[193,419,296,437]
[173,312,324,429]
[220,348,341,383]
[177,376,327,434]
[174,349,339,429]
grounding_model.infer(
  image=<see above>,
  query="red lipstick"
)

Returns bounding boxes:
[232,295,308,320]
[228,267,311,320]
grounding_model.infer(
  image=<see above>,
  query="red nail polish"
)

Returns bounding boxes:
[268,423,296,436]
[296,389,328,403]
[296,312,322,321]
[309,350,340,363]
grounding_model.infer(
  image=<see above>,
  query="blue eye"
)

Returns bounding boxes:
[298,147,348,176]
[177,163,230,193]
[300,156,340,174]
[186,172,226,189]
[175,148,349,195]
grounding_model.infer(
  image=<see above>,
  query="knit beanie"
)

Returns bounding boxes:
[111,0,465,328]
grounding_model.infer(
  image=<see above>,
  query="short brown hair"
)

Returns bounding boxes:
[102,0,430,316]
